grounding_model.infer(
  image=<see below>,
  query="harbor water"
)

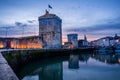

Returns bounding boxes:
[18,52,120,80]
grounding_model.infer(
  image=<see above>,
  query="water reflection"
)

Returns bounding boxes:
[19,52,120,80]
[81,54,90,64]
[93,54,120,64]
[69,54,79,69]
[23,75,39,80]
[22,62,63,80]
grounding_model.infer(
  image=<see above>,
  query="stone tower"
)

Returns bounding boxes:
[67,34,78,48]
[38,10,62,49]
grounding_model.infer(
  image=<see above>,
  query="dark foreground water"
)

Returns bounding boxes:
[18,52,120,80]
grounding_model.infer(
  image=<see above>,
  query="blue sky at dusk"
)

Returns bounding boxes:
[0,0,120,41]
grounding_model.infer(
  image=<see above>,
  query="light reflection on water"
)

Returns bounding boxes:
[19,53,120,80]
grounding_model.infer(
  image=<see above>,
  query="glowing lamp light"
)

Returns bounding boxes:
[0,44,4,48]
[118,58,120,63]
[116,40,119,43]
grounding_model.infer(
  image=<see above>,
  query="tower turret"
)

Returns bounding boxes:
[38,11,62,48]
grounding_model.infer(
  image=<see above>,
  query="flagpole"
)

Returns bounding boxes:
[48,4,52,12]
[48,7,50,12]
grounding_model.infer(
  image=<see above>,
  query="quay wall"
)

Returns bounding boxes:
[0,52,19,80]
[0,48,94,79]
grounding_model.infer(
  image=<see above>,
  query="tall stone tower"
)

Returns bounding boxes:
[38,10,62,49]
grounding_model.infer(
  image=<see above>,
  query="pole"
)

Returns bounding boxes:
[22,26,24,37]
[5,27,8,38]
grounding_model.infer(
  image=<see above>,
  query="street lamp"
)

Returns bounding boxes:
[1,27,13,37]
[0,26,13,49]
[21,24,27,37]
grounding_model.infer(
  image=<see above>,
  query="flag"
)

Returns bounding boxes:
[48,5,52,9]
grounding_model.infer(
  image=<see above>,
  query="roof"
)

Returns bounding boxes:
[67,34,78,36]
[0,36,39,40]
[100,36,113,40]
[38,10,61,20]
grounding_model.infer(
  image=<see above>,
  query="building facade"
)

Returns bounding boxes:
[78,35,88,47]
[67,34,78,48]
[0,36,42,49]
[38,10,62,49]
[78,40,88,47]
[90,34,120,48]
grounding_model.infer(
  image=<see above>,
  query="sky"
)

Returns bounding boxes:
[0,0,120,42]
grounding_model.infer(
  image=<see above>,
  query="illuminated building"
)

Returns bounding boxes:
[0,40,4,48]
[63,42,73,49]
[0,36,42,49]
[38,10,62,49]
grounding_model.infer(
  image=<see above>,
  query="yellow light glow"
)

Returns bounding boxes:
[0,42,4,48]
[0,44,4,48]
[118,58,120,63]
[10,41,42,49]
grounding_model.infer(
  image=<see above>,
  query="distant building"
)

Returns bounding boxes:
[63,42,73,49]
[90,37,113,47]
[78,35,88,47]
[67,34,78,48]
[114,34,120,46]
[38,10,62,49]
[78,40,88,47]
[90,34,120,47]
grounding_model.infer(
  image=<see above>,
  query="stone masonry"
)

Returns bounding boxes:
[0,51,19,80]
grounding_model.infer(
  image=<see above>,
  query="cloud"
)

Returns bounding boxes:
[65,17,120,34]
[66,23,120,36]
[27,20,36,23]
[15,22,23,26]
[0,21,38,37]
[15,22,27,27]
